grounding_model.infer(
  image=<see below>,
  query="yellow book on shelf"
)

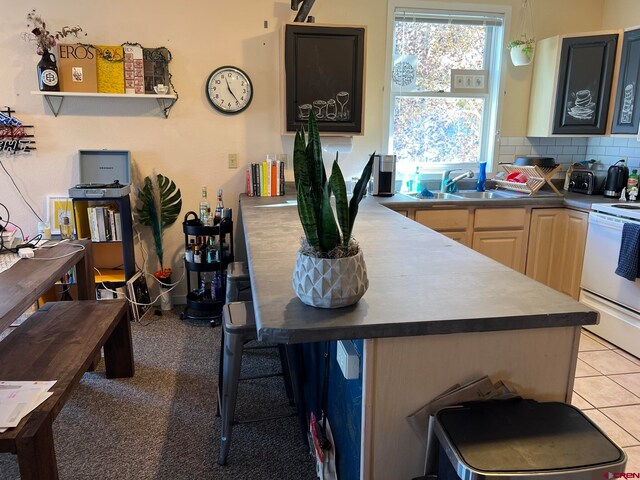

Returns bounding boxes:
[262,161,268,197]
[94,268,125,283]
[95,46,125,94]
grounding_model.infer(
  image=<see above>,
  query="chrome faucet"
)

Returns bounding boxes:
[441,169,474,193]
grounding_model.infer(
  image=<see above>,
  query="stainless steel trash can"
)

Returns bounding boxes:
[434,398,626,480]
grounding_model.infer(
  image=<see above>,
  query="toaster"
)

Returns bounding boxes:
[567,169,607,195]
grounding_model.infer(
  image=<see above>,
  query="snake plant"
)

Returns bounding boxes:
[135,172,182,271]
[294,111,374,257]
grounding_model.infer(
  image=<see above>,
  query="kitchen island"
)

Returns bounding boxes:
[240,194,597,480]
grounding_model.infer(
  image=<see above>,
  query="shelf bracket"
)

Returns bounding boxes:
[156,97,177,118]
[42,95,64,117]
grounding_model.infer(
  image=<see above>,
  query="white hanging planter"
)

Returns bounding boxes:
[509,43,535,66]
[292,249,369,308]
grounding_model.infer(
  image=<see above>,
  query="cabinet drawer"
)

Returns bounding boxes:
[415,209,469,230]
[474,208,527,229]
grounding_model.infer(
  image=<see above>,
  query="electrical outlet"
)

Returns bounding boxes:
[277,153,290,170]
[336,340,360,380]
[228,153,238,169]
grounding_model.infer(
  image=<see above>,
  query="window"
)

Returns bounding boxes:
[385,3,507,176]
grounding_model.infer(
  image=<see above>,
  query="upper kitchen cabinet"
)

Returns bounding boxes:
[611,27,640,135]
[527,32,619,136]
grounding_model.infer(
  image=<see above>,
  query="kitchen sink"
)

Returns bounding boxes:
[408,192,461,200]
[453,190,520,199]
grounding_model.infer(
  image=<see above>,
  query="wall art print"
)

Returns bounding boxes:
[612,27,640,134]
[284,24,366,134]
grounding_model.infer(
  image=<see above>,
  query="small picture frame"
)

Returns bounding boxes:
[46,196,74,235]
[450,69,488,94]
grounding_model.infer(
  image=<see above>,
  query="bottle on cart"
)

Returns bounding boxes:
[193,245,202,264]
[205,208,214,227]
[185,243,194,262]
[214,188,224,224]
[206,236,217,263]
[200,271,214,299]
[199,186,210,224]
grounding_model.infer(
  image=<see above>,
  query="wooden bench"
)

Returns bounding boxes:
[0,299,134,479]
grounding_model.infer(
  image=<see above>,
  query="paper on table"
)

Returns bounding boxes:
[0,381,56,432]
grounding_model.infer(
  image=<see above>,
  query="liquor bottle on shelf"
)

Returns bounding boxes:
[199,186,210,224]
[214,188,224,224]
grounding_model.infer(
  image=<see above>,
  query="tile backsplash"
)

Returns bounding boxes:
[498,136,640,173]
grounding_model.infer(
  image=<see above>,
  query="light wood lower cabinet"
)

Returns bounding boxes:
[472,230,527,272]
[414,209,471,246]
[471,207,528,273]
[526,208,588,299]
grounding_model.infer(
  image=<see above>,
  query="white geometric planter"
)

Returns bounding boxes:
[510,44,534,66]
[292,250,369,308]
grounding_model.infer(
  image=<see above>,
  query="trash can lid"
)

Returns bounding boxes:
[434,399,625,477]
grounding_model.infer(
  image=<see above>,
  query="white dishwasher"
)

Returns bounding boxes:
[580,203,640,357]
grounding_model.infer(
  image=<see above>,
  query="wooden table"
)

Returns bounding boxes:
[0,240,95,331]
[0,300,133,479]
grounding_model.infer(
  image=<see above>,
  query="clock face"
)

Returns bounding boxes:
[206,66,253,114]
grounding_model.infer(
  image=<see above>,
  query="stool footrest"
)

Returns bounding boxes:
[240,372,283,381]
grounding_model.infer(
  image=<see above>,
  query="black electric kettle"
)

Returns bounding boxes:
[604,160,629,198]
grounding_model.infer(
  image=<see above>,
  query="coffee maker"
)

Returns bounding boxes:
[372,155,396,197]
[603,159,629,198]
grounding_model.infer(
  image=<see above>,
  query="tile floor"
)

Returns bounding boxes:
[574,329,640,472]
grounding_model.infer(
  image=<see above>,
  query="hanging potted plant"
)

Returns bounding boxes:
[508,37,536,66]
[292,111,374,308]
[134,172,182,287]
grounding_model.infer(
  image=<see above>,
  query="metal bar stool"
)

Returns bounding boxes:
[218,301,296,466]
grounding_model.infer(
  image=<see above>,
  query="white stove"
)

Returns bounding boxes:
[591,202,640,220]
[580,201,640,356]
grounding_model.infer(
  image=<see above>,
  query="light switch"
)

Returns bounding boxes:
[228,153,238,169]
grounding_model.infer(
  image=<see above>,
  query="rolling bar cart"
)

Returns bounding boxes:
[180,211,234,326]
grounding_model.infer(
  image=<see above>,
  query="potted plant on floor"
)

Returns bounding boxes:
[508,37,536,66]
[292,111,374,308]
[134,172,182,293]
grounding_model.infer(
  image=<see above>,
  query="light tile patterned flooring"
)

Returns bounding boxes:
[575,329,640,472]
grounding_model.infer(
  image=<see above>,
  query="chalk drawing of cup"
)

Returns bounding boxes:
[298,104,312,120]
[312,100,327,119]
[326,99,337,120]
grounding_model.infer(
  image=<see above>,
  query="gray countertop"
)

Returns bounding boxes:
[241,194,597,344]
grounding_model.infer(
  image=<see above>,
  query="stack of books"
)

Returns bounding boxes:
[86,206,121,242]
[56,43,170,94]
[246,159,286,197]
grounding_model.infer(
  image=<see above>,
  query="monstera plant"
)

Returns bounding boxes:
[135,172,182,283]
[292,111,374,308]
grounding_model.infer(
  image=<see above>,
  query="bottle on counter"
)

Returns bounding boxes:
[414,167,421,194]
[199,186,210,224]
[476,162,487,192]
[214,188,224,224]
[628,169,639,201]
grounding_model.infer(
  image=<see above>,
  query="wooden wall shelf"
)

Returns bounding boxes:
[31,91,177,118]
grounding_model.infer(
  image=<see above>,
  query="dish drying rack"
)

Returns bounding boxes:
[495,164,563,196]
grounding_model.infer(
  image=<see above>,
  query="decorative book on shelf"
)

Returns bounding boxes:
[246,160,286,197]
[95,45,125,94]
[57,43,98,93]
[123,44,144,94]
[143,47,170,94]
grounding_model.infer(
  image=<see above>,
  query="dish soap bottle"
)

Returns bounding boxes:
[628,169,639,201]
[476,162,487,192]
[414,167,421,193]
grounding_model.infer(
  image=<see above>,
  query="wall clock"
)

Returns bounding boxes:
[206,66,253,114]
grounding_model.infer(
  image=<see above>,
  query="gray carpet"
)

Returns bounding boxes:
[0,308,316,480]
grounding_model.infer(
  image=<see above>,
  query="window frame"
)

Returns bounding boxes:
[383,0,512,173]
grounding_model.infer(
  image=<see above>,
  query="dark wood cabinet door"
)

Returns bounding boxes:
[612,28,640,134]
[553,34,618,135]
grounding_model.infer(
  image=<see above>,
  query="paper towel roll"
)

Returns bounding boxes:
[322,136,353,154]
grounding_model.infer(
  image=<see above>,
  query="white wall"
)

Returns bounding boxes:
[0,0,614,297]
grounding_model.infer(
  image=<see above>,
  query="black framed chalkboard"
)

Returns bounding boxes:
[552,34,618,135]
[612,28,640,134]
[284,24,366,134]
